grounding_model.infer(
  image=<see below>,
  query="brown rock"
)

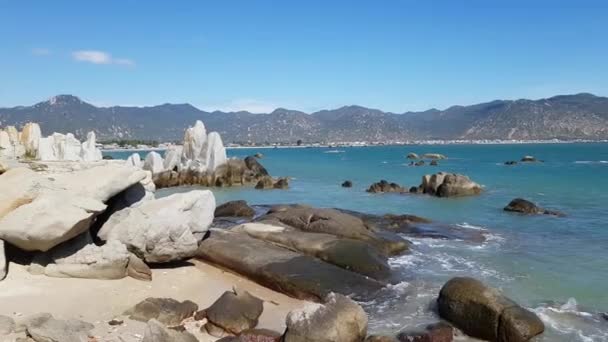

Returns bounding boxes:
[396,322,453,342]
[204,289,264,336]
[215,200,256,218]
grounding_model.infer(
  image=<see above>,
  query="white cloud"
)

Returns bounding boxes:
[72,50,135,66]
[205,98,279,113]
[31,48,51,56]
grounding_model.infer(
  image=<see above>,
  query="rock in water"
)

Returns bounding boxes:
[504,198,564,217]
[422,153,447,160]
[20,122,41,157]
[143,318,198,342]
[204,131,228,172]
[367,180,406,193]
[342,180,353,188]
[128,298,198,326]
[204,289,264,336]
[144,151,166,175]
[437,277,544,342]
[284,293,368,342]
[215,200,256,218]
[396,322,453,342]
[407,152,419,159]
[521,155,538,162]
[181,120,208,168]
[0,240,6,281]
[420,172,482,197]
[98,190,215,263]
[245,156,269,176]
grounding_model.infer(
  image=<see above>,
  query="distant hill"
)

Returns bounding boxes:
[1,93,607,143]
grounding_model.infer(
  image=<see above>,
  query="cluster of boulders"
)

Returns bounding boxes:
[0,160,216,282]
[365,173,483,198]
[367,180,407,193]
[406,153,444,167]
[0,122,102,162]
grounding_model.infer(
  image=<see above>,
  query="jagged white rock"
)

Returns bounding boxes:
[38,131,103,162]
[79,131,102,162]
[20,122,41,157]
[163,145,182,171]
[126,153,143,168]
[143,151,165,174]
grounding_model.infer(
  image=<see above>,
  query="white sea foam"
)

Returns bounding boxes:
[323,149,345,153]
[574,160,608,164]
[532,298,608,342]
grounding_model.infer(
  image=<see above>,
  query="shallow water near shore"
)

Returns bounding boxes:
[108,143,608,341]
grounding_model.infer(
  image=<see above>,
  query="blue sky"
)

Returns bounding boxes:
[1,0,607,113]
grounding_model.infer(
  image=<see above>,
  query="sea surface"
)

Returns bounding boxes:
[107,144,608,341]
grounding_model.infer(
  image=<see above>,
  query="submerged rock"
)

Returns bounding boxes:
[504,198,565,217]
[284,293,368,342]
[197,229,385,301]
[342,180,353,188]
[505,161,518,165]
[367,180,406,194]
[127,298,198,326]
[437,277,544,342]
[204,289,264,336]
[415,160,425,166]
[255,176,289,190]
[430,160,438,166]
[521,155,538,162]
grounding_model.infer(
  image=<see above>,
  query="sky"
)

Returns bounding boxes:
[1,0,608,113]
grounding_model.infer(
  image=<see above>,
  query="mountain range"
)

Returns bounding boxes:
[1,93,608,143]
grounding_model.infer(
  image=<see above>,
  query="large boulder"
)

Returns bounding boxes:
[504,198,564,217]
[20,122,41,157]
[164,146,183,171]
[215,200,256,218]
[420,173,482,197]
[126,153,143,168]
[37,132,84,161]
[181,120,208,169]
[143,319,198,342]
[284,293,368,342]
[127,298,199,326]
[245,156,269,177]
[197,229,385,301]
[437,277,544,342]
[25,314,94,342]
[0,315,15,335]
[407,152,419,159]
[233,223,391,280]
[205,132,228,172]
[98,190,215,263]
[144,151,166,175]
[367,180,406,193]
[257,205,409,256]
[204,289,264,336]
[79,131,103,161]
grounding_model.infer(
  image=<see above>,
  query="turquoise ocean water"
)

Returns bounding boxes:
[108,144,608,341]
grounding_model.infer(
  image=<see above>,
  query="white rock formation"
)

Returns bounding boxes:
[20,122,41,157]
[126,153,143,168]
[0,240,6,281]
[98,190,216,263]
[181,120,207,166]
[204,132,228,172]
[143,151,165,175]
[79,131,102,162]
[163,145,182,171]
[178,120,227,173]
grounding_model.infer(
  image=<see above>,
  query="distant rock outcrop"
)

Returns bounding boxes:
[418,172,482,197]
[504,198,565,217]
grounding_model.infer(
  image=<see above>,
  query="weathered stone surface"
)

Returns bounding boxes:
[127,298,198,326]
[126,153,143,168]
[0,240,6,281]
[37,131,102,162]
[419,173,482,197]
[14,313,53,333]
[504,198,565,217]
[215,200,256,218]
[437,277,544,342]
[80,131,103,162]
[197,230,384,301]
[99,190,215,263]
[144,151,166,175]
[143,318,198,342]
[204,289,264,336]
[396,322,453,342]
[20,122,41,157]
[233,223,391,280]
[0,315,15,335]
[26,315,94,342]
[164,146,183,171]
[245,156,269,177]
[366,336,398,342]
[254,176,289,189]
[257,205,409,256]
[367,180,406,193]
[407,152,419,159]
[284,293,368,342]
[127,253,152,281]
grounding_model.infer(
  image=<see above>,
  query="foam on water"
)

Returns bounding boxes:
[532,298,608,342]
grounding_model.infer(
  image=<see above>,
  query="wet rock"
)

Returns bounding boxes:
[396,322,453,342]
[258,205,409,256]
[255,176,274,189]
[342,180,353,188]
[520,155,538,162]
[430,160,438,166]
[143,318,198,342]
[254,153,264,159]
[601,312,608,321]
[409,186,420,193]
[26,315,94,342]
[415,160,425,166]
[284,293,368,342]
[504,198,565,217]
[366,336,398,342]
[237,329,282,342]
[407,152,420,159]
[0,315,15,335]
[419,172,481,197]
[127,253,152,281]
[274,177,289,189]
[126,298,199,326]
[437,277,544,342]
[204,289,264,336]
[367,180,406,193]
[197,230,385,301]
[505,161,518,165]
[215,200,256,218]
[233,223,391,280]
[245,156,269,177]
[422,153,446,160]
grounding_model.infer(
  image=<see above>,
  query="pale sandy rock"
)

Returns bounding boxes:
[79,131,102,162]
[0,168,48,220]
[143,151,165,175]
[0,190,106,251]
[181,120,207,168]
[5,126,19,143]
[204,131,228,172]
[99,190,216,263]
[0,131,10,151]
[0,314,14,335]
[26,315,94,342]
[163,145,182,171]
[143,318,198,342]
[126,153,143,168]
[0,240,6,281]
[20,122,41,157]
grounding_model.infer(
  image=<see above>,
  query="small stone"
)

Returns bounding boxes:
[341,180,353,188]
[108,319,124,326]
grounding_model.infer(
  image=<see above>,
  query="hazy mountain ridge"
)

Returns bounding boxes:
[1,93,607,143]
